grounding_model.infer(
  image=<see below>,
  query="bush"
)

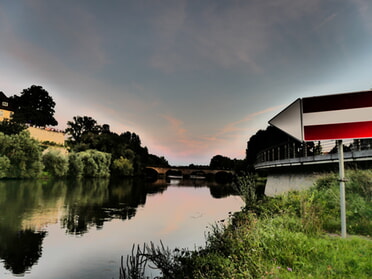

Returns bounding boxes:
[68,152,84,177]
[68,150,111,178]
[111,157,134,177]
[42,150,69,177]
[0,156,10,178]
[0,131,43,178]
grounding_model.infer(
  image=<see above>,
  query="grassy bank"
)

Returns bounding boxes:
[121,170,372,279]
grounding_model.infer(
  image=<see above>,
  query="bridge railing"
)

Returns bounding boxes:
[255,138,372,168]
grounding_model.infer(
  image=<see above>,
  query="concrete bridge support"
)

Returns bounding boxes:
[264,172,321,196]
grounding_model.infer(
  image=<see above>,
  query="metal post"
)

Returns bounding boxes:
[338,140,347,238]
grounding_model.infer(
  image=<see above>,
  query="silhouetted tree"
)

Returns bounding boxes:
[0,119,26,135]
[245,126,293,165]
[210,155,233,170]
[10,85,58,127]
[65,116,101,144]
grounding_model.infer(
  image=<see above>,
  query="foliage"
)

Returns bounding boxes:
[67,152,84,177]
[0,131,43,178]
[209,155,246,171]
[0,156,10,178]
[112,157,134,177]
[209,155,234,169]
[0,119,27,135]
[146,154,170,167]
[65,115,167,175]
[42,150,69,177]
[10,85,58,127]
[65,115,101,144]
[245,126,291,165]
[68,149,111,178]
[232,174,258,209]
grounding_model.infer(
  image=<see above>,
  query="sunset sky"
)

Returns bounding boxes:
[1,0,372,165]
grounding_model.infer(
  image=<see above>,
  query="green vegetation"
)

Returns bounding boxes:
[68,149,111,178]
[0,131,43,178]
[0,131,113,179]
[42,150,69,177]
[120,170,372,278]
[65,115,169,176]
[1,86,169,179]
[0,119,27,135]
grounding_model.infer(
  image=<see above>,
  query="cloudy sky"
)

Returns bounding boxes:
[1,0,372,165]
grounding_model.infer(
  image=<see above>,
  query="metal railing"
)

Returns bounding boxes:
[255,138,372,169]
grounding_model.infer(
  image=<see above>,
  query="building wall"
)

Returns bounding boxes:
[27,126,65,145]
[0,109,13,121]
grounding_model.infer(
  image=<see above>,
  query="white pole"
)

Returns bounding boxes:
[337,140,347,238]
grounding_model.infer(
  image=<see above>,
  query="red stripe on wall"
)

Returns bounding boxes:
[304,121,372,141]
[302,91,372,113]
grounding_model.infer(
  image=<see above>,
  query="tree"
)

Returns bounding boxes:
[210,155,233,170]
[11,85,58,127]
[0,119,26,135]
[65,116,101,144]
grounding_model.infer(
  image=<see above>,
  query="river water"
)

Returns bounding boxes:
[0,178,243,279]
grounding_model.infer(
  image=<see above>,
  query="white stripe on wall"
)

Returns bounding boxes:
[303,107,372,126]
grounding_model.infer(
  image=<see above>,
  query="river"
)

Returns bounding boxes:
[0,177,243,279]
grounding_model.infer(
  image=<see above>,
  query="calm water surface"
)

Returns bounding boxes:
[0,178,243,279]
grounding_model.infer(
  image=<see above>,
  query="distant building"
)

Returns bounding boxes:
[0,91,14,121]
[0,91,65,145]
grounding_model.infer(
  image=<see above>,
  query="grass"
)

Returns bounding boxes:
[120,170,372,279]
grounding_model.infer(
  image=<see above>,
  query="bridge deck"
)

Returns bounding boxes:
[254,139,372,170]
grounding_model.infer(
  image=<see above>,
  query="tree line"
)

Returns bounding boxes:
[0,85,169,179]
[1,84,318,178]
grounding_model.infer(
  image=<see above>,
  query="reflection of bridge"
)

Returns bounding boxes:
[254,139,372,196]
[145,166,234,180]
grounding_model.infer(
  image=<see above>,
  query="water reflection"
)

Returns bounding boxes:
[0,178,240,277]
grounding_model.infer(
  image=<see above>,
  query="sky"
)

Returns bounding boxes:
[1,0,372,165]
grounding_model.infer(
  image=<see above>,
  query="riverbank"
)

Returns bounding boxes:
[121,170,372,278]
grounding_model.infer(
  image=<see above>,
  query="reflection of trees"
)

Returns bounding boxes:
[61,178,167,235]
[0,179,63,275]
[208,183,238,199]
[0,228,46,275]
[0,177,239,276]
[62,178,110,234]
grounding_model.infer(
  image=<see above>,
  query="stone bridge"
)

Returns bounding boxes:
[145,166,234,181]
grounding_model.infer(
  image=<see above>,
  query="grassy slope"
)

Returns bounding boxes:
[181,170,372,279]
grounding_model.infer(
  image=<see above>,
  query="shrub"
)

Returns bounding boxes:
[0,131,43,178]
[68,150,111,178]
[0,156,10,178]
[112,157,134,177]
[42,150,69,177]
[68,152,84,177]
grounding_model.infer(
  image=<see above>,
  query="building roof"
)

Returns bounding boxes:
[0,91,12,111]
